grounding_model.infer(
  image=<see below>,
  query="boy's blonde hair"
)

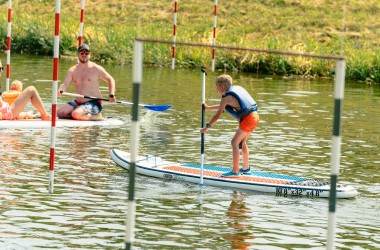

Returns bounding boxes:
[10,80,23,91]
[215,75,233,89]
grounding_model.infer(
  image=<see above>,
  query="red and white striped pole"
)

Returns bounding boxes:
[211,0,218,72]
[171,0,178,70]
[78,0,85,47]
[5,0,12,91]
[49,0,61,194]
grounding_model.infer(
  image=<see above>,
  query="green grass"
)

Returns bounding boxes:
[0,0,379,83]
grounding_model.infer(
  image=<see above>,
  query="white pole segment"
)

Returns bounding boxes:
[125,201,136,244]
[334,59,345,99]
[202,71,206,104]
[53,36,60,58]
[330,136,342,175]
[133,41,143,84]
[130,123,140,164]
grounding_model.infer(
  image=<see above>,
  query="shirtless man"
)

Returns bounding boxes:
[57,44,116,121]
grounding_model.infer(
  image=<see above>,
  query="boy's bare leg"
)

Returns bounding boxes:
[231,129,249,173]
[240,134,252,170]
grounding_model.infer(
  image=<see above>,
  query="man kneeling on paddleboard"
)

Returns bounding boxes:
[57,44,116,121]
[200,74,259,177]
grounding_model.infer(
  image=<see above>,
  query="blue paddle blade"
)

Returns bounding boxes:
[143,104,171,112]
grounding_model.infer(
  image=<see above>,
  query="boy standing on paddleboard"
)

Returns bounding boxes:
[200,75,259,177]
[57,44,116,121]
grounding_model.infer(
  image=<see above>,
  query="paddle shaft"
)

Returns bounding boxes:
[61,91,132,105]
[60,91,171,112]
[201,68,207,154]
[200,67,207,185]
[201,106,205,153]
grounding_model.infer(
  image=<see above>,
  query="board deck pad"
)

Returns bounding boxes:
[175,164,330,186]
[164,165,292,184]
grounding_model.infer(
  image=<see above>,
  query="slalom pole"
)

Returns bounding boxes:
[199,67,207,186]
[5,0,12,91]
[326,59,345,250]
[49,0,61,194]
[125,39,143,250]
[211,0,218,72]
[77,0,85,46]
[171,0,178,69]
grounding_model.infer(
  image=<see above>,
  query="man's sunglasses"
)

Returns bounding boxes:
[79,51,90,55]
[0,67,4,71]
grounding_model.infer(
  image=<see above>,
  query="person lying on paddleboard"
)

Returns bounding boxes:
[0,80,51,121]
[200,74,259,177]
[1,80,45,119]
[57,44,116,121]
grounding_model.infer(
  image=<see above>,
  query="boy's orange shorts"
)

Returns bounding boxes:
[239,112,259,132]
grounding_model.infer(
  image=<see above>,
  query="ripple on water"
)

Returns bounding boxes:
[1,71,379,249]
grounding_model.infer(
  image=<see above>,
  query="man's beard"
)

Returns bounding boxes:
[79,58,88,64]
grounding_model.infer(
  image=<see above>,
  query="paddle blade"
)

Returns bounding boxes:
[143,104,171,112]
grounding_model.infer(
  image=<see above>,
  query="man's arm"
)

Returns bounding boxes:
[98,66,116,102]
[57,68,74,96]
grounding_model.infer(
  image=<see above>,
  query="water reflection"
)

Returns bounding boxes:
[0,57,379,249]
[0,132,20,168]
[60,127,103,158]
[224,191,255,250]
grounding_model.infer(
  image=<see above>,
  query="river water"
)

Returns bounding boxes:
[0,55,379,249]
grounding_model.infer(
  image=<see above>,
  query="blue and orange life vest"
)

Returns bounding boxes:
[222,85,258,121]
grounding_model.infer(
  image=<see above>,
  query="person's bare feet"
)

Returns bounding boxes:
[41,113,52,121]
[26,111,35,119]
[90,113,104,121]
[97,114,104,121]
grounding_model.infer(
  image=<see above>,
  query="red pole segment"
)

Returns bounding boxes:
[49,0,61,194]
[5,0,12,90]
[171,0,178,70]
[211,0,218,72]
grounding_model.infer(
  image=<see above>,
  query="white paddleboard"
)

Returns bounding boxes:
[110,149,358,199]
[0,118,124,129]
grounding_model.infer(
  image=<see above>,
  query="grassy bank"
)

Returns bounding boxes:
[0,0,379,83]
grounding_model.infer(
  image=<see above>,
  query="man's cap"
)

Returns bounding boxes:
[78,44,90,52]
